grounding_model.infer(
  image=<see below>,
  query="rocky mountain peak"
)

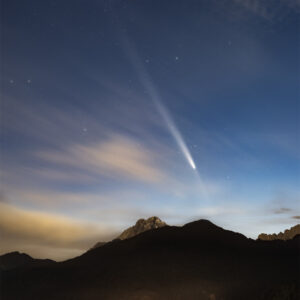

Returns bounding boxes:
[90,216,167,250]
[258,224,300,241]
[118,216,167,240]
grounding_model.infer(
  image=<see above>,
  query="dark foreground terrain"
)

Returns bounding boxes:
[1,220,299,300]
[0,252,55,271]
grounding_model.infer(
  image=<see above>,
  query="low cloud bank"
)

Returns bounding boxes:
[0,203,117,261]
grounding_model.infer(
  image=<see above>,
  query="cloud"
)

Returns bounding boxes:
[37,135,167,185]
[232,0,300,21]
[233,0,271,19]
[273,207,292,214]
[0,203,117,260]
[1,86,159,154]
[197,206,246,217]
[29,168,99,184]
[269,194,300,220]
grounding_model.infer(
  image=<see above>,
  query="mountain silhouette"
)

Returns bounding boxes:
[1,219,299,300]
[258,224,300,241]
[0,251,54,271]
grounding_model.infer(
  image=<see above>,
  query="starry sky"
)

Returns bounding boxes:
[1,0,299,260]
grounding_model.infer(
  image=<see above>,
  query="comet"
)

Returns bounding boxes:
[153,99,196,170]
[121,36,197,171]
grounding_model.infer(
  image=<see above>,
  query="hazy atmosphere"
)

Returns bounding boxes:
[1,0,299,261]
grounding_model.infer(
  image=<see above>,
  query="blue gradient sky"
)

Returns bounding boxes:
[1,0,299,260]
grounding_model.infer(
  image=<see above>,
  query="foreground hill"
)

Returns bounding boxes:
[258,224,300,241]
[0,252,54,271]
[2,220,299,300]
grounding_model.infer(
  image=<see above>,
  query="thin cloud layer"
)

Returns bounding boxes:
[37,135,167,184]
[273,207,292,214]
[232,0,299,20]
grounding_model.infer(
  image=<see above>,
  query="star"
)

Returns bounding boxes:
[9,79,14,84]
[175,56,179,60]
[27,79,31,84]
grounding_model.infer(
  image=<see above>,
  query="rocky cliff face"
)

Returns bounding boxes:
[258,224,300,241]
[118,216,167,240]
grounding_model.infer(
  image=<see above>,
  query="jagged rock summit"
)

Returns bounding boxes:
[118,216,167,240]
[258,223,300,241]
[91,216,167,250]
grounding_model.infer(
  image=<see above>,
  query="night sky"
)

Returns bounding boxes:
[1,0,299,260]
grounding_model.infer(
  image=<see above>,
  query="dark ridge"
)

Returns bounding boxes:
[0,251,55,271]
[2,219,299,300]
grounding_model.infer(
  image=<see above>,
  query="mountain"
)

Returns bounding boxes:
[0,251,54,271]
[91,216,167,249]
[258,224,300,241]
[2,219,299,300]
[118,216,167,240]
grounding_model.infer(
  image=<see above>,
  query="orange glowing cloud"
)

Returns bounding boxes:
[0,202,117,260]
